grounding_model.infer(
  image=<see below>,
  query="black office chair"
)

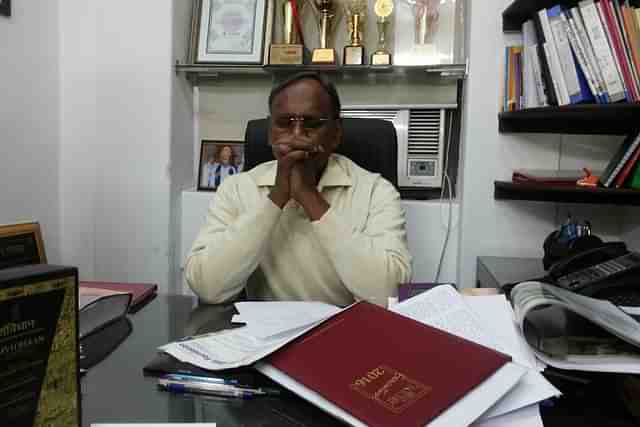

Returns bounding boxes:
[244,117,398,187]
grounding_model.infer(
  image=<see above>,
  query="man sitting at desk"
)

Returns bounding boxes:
[185,72,412,307]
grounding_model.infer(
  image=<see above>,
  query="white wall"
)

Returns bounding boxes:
[59,0,174,291]
[457,0,624,288]
[0,0,61,262]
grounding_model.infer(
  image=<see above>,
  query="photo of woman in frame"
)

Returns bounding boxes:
[198,141,245,191]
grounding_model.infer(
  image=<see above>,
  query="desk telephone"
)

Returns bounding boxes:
[545,242,640,306]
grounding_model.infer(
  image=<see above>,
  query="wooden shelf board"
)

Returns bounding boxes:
[494,181,640,206]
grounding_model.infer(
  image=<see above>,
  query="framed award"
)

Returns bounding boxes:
[196,0,271,64]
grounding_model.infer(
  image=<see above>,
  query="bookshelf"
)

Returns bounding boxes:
[496,0,640,204]
[495,181,640,205]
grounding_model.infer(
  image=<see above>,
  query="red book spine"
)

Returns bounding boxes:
[615,143,640,188]
[600,0,638,101]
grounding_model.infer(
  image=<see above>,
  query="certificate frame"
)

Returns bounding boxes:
[0,0,11,17]
[195,0,272,64]
[0,222,47,269]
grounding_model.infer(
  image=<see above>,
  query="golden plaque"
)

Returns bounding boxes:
[270,0,307,65]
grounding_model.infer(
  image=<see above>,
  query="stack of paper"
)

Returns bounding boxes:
[389,286,560,421]
[160,301,342,370]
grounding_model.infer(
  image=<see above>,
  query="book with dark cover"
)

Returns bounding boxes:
[600,131,640,187]
[265,302,512,427]
[79,280,157,313]
[532,13,559,106]
[0,264,80,427]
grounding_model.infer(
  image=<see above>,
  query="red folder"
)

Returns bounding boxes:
[79,281,157,313]
[265,302,511,427]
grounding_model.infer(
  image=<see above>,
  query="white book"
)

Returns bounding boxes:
[538,9,571,104]
[579,0,626,101]
[594,0,628,99]
[530,46,549,106]
[549,11,582,101]
[562,12,600,101]
[522,20,541,108]
[543,42,568,105]
[569,7,608,100]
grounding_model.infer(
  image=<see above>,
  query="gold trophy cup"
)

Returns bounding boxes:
[307,0,341,64]
[342,0,367,66]
[371,0,394,66]
[270,0,306,65]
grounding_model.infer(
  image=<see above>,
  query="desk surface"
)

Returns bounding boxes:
[81,295,638,427]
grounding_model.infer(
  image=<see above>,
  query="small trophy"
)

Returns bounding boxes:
[342,0,367,66]
[371,0,394,66]
[307,0,341,64]
[270,0,307,65]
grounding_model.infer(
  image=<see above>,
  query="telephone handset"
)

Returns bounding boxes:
[546,242,640,304]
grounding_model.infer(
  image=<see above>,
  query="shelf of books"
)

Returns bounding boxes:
[500,0,640,134]
[494,180,640,205]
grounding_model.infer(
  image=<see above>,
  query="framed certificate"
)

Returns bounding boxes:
[196,0,271,64]
[0,222,47,269]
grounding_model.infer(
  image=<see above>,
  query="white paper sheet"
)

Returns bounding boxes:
[92,424,216,426]
[232,301,341,339]
[391,288,560,419]
[472,404,543,427]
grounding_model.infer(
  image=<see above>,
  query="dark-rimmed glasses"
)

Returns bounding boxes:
[270,115,334,132]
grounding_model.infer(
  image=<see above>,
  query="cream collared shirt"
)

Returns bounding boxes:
[185,154,412,307]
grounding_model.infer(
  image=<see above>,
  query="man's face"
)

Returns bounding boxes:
[269,79,342,171]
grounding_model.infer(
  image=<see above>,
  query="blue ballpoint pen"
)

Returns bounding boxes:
[163,373,239,385]
[159,381,256,399]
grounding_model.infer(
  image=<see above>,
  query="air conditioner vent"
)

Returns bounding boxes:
[408,109,442,156]
[341,109,399,121]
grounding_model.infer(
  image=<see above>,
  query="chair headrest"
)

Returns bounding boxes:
[244,117,398,187]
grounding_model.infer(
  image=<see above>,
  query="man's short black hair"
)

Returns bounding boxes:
[268,72,341,119]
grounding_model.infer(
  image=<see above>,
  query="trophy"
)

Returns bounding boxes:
[406,0,440,44]
[371,0,394,66]
[307,0,341,64]
[270,0,307,65]
[342,0,367,66]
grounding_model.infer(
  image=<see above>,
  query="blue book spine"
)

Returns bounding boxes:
[569,50,596,104]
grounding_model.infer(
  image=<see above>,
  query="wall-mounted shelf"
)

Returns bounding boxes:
[494,181,640,206]
[175,63,468,84]
[498,103,640,135]
[503,0,579,31]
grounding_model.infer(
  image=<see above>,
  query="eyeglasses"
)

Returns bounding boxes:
[270,115,334,131]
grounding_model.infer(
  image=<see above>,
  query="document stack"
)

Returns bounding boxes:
[158,287,566,427]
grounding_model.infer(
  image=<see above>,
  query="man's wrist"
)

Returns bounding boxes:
[297,189,329,221]
[269,188,289,209]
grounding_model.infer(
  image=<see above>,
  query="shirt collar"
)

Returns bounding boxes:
[255,154,352,189]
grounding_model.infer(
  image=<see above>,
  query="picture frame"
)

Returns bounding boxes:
[193,0,273,65]
[0,222,47,269]
[198,140,245,191]
[0,0,11,17]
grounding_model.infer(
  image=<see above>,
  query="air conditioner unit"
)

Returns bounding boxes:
[341,105,456,188]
